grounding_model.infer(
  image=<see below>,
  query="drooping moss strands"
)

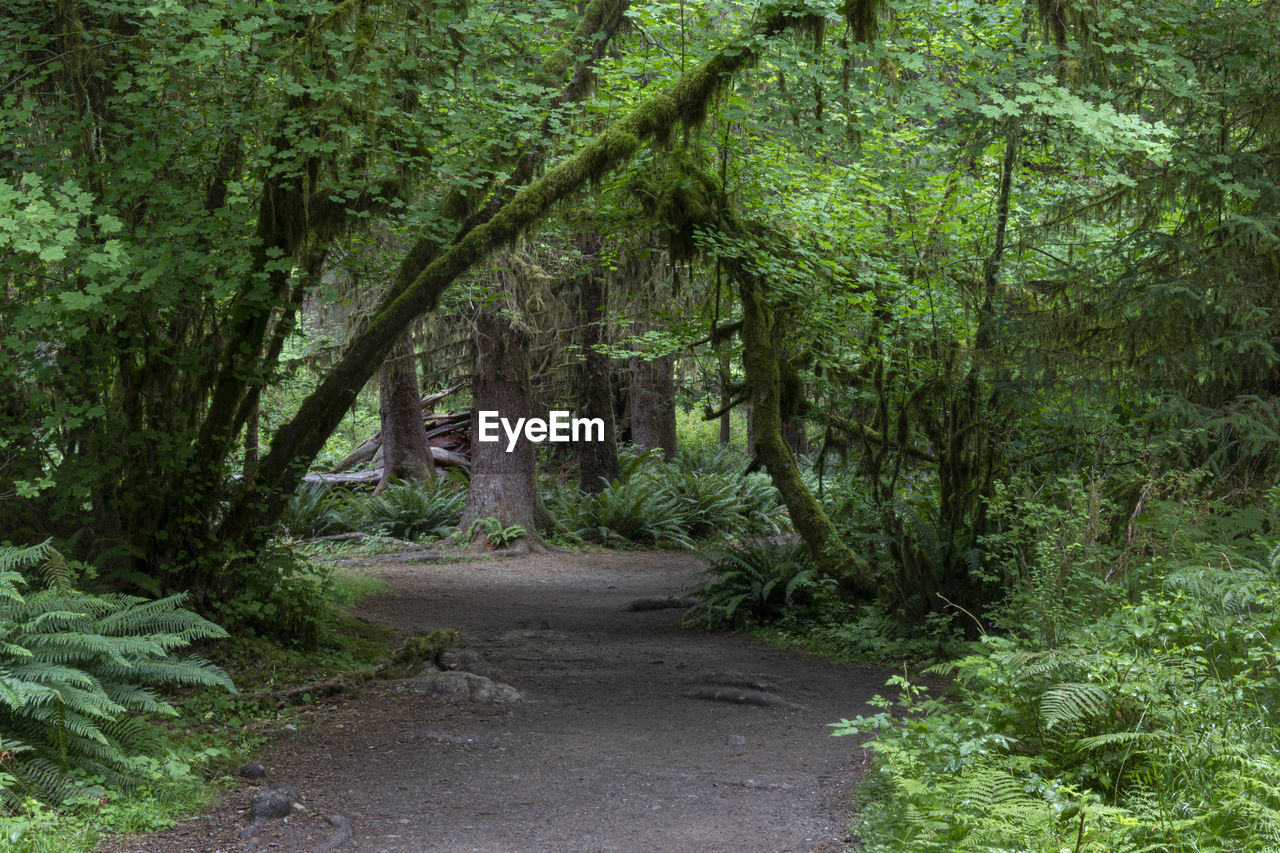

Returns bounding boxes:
[383,0,633,313]
[222,2,842,544]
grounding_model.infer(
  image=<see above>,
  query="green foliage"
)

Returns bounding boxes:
[279,477,467,544]
[277,482,355,539]
[758,601,965,667]
[213,547,338,651]
[673,406,747,456]
[552,446,789,547]
[359,479,467,541]
[560,476,694,548]
[463,518,528,549]
[682,538,835,630]
[0,543,234,810]
[839,539,1280,851]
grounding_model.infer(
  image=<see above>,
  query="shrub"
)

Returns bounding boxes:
[0,542,235,809]
[837,541,1280,851]
[552,444,794,547]
[563,477,693,547]
[215,546,338,650]
[277,481,352,539]
[357,477,466,540]
[682,538,835,629]
[736,470,790,535]
[659,468,745,538]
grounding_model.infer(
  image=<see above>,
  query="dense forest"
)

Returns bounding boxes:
[3,0,1280,848]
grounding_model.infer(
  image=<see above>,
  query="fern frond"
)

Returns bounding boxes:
[1076,729,1169,751]
[1040,682,1108,728]
[0,569,28,602]
[39,548,73,592]
[0,541,50,574]
[0,542,235,807]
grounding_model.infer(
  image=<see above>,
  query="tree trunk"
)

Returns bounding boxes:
[376,334,435,493]
[243,399,260,481]
[458,303,552,552]
[628,354,677,460]
[718,351,732,445]
[783,415,809,456]
[577,247,620,492]
[739,279,875,598]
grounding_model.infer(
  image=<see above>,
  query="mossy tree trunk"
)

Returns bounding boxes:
[739,280,876,598]
[218,2,829,555]
[718,351,733,445]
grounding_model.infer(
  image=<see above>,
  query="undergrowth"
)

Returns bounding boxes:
[0,543,392,852]
[837,535,1280,851]
[548,446,790,547]
[681,538,834,629]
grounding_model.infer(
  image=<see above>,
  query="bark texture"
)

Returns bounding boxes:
[576,247,620,492]
[458,304,552,552]
[718,352,732,445]
[376,334,435,493]
[628,354,677,460]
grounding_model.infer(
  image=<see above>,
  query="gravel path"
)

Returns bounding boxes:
[105,549,884,852]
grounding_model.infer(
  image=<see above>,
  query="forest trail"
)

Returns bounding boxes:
[112,550,885,852]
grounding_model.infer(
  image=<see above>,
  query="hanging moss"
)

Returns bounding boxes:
[230,2,833,536]
[841,0,883,43]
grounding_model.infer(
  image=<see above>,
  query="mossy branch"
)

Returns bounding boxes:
[224,2,827,540]
[814,411,937,463]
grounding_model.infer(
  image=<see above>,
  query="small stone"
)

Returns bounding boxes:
[726,734,747,746]
[238,761,267,780]
[405,670,522,704]
[250,782,299,820]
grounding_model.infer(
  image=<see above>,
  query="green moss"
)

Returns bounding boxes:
[739,281,876,597]
[376,628,458,679]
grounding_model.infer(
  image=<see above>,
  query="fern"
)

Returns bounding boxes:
[849,538,1280,852]
[359,478,466,540]
[563,476,694,547]
[682,539,835,629]
[1039,682,1108,729]
[0,543,235,808]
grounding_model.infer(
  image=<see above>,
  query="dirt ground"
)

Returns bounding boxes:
[104,549,887,852]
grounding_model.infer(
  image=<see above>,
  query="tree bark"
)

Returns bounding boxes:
[376,334,435,493]
[243,399,260,481]
[718,351,732,445]
[457,303,552,552]
[783,414,809,456]
[576,246,620,491]
[628,354,677,460]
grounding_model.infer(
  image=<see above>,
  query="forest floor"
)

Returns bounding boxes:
[104,549,887,852]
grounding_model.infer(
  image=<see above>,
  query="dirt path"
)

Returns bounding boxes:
[110,549,885,852]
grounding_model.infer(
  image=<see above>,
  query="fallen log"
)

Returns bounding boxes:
[308,450,470,488]
[330,387,467,474]
[419,383,463,411]
[330,431,382,474]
